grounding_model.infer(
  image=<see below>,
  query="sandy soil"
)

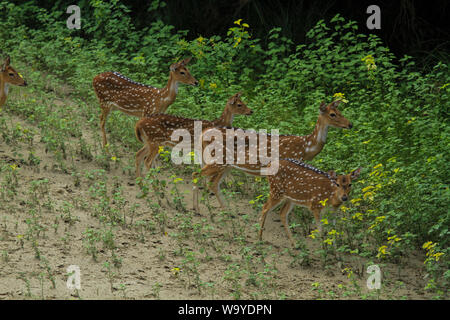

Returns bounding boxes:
[0,91,431,300]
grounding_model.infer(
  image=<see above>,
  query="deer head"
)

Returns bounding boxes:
[330,167,362,206]
[226,92,253,116]
[319,100,352,129]
[1,56,27,87]
[169,57,198,86]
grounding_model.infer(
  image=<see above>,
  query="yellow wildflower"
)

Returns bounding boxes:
[362,186,374,193]
[196,36,205,44]
[332,92,349,103]
[171,267,180,276]
[173,177,184,184]
[309,229,319,239]
[433,252,444,261]
[352,212,363,221]
[376,245,388,258]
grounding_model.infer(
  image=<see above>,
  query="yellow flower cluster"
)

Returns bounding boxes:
[230,19,250,48]
[249,194,264,205]
[342,267,353,279]
[368,215,385,231]
[362,55,377,71]
[309,228,319,239]
[376,245,389,259]
[319,198,328,207]
[423,241,445,263]
[171,267,181,276]
[332,92,349,103]
[172,176,184,184]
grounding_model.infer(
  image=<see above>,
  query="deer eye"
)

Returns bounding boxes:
[349,183,352,187]
[336,183,340,187]
[330,113,336,118]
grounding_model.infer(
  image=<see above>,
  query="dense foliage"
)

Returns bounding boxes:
[0,1,448,296]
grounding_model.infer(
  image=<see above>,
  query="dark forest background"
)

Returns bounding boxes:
[10,0,450,68]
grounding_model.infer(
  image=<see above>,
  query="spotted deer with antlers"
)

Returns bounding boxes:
[0,56,27,108]
[134,92,252,178]
[93,57,198,148]
[193,100,352,211]
[259,158,361,247]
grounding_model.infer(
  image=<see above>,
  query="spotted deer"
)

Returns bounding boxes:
[93,57,198,148]
[192,100,352,211]
[134,92,252,178]
[0,56,27,108]
[259,158,361,247]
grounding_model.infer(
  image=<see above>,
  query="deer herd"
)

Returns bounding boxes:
[2,56,362,248]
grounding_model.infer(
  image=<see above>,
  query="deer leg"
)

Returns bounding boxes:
[192,171,200,212]
[135,143,149,178]
[99,104,111,149]
[278,200,297,248]
[258,196,283,242]
[151,153,162,168]
[313,209,323,233]
[192,164,227,211]
[210,167,230,208]
[144,144,159,172]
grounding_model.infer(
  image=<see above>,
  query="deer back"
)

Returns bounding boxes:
[267,158,338,209]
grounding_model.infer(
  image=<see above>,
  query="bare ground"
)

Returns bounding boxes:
[0,84,431,300]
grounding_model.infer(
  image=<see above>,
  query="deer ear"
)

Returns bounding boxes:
[181,57,192,65]
[327,170,337,179]
[350,167,362,180]
[236,91,242,98]
[170,62,179,72]
[332,100,342,107]
[1,56,9,72]
[319,101,327,113]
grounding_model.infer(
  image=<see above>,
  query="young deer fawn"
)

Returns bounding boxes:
[193,100,352,210]
[134,92,252,178]
[259,158,361,247]
[93,57,198,148]
[0,56,27,108]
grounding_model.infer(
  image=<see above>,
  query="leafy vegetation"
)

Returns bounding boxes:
[0,1,448,298]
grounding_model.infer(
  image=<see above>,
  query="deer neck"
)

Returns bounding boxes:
[0,76,7,106]
[213,104,234,127]
[161,73,178,105]
[304,115,329,158]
